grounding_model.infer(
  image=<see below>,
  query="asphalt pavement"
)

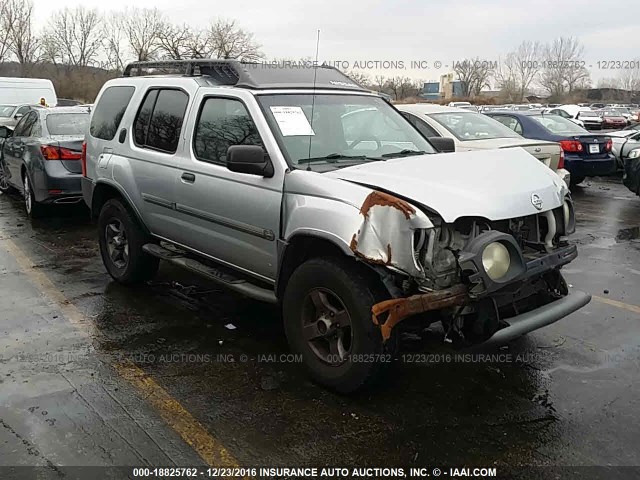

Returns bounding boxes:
[0,175,638,477]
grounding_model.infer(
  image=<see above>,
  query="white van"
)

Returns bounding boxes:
[0,77,57,107]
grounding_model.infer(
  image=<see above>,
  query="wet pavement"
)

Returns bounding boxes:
[0,176,639,473]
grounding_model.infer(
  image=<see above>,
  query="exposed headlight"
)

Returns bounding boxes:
[629,149,640,159]
[482,242,511,280]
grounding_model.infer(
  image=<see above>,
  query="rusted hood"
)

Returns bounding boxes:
[326,148,567,222]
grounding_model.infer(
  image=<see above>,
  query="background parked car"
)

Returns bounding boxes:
[576,110,603,130]
[609,130,640,168]
[0,104,33,129]
[397,104,567,182]
[486,111,615,186]
[598,110,627,129]
[547,105,586,128]
[623,148,640,195]
[0,106,90,217]
[610,106,633,125]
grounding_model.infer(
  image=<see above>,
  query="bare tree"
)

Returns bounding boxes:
[101,13,129,72]
[6,0,39,71]
[347,70,371,88]
[206,19,263,61]
[157,22,193,60]
[496,41,541,102]
[454,58,494,97]
[121,7,164,61]
[540,37,590,98]
[373,75,386,92]
[42,7,102,67]
[385,76,415,100]
[0,0,13,62]
[617,63,640,95]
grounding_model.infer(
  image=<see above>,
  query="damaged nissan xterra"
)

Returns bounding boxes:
[82,60,591,392]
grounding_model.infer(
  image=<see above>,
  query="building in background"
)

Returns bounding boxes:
[440,73,464,100]
[419,81,441,101]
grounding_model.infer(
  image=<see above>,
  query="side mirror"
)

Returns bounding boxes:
[429,137,455,153]
[0,126,10,139]
[226,145,274,177]
[14,113,23,120]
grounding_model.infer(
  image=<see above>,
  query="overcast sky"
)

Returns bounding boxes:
[32,0,639,86]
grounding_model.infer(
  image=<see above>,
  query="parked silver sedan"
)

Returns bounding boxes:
[0,106,89,218]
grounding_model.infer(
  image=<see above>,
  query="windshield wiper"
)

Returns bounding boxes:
[381,149,427,158]
[297,153,383,165]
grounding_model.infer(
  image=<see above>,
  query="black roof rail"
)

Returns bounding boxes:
[121,59,368,92]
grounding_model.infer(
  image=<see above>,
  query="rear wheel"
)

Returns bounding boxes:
[98,198,159,284]
[283,257,388,393]
[23,173,45,218]
[570,175,586,187]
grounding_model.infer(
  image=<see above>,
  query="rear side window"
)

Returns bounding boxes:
[14,111,38,137]
[46,113,90,136]
[133,89,189,154]
[90,86,135,140]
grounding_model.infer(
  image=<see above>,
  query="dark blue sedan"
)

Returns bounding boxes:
[486,111,616,186]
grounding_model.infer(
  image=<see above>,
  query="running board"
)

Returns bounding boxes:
[142,243,277,304]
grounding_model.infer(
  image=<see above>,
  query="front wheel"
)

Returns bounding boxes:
[98,198,159,284]
[283,257,388,393]
[0,158,15,194]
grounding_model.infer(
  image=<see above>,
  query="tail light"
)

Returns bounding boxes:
[605,139,612,152]
[81,141,87,177]
[40,145,60,160]
[558,149,565,169]
[559,140,583,153]
[40,145,82,160]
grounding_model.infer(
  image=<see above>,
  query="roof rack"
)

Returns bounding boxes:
[122,59,368,92]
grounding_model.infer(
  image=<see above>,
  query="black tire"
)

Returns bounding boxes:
[0,158,16,194]
[22,172,46,218]
[570,175,586,187]
[98,198,159,284]
[283,257,388,393]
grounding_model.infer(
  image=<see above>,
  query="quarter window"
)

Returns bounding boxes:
[90,86,135,140]
[134,89,188,154]
[193,97,263,165]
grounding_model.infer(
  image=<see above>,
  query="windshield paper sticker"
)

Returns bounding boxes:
[270,106,315,136]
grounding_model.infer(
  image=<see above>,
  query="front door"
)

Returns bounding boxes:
[173,92,284,282]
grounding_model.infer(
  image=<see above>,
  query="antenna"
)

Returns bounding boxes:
[306,29,321,170]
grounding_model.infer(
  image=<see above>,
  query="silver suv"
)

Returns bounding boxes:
[82,60,590,392]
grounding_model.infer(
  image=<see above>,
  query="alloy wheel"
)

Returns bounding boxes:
[302,287,353,365]
[105,219,129,269]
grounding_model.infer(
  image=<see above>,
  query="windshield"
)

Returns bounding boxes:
[531,115,588,135]
[257,94,435,167]
[579,111,599,117]
[46,113,90,135]
[428,111,522,141]
[0,105,15,117]
[602,111,623,117]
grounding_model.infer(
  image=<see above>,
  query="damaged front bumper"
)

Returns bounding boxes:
[371,241,586,344]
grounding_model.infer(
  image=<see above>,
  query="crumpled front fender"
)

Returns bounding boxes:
[349,190,433,277]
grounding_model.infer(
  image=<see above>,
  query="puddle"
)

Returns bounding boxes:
[616,227,640,242]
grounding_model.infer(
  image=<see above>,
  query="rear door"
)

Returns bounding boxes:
[3,111,38,186]
[123,87,190,238]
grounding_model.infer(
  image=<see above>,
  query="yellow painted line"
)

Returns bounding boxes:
[593,295,640,315]
[2,237,240,468]
[115,361,240,467]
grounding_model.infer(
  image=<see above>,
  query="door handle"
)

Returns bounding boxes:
[181,172,196,183]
